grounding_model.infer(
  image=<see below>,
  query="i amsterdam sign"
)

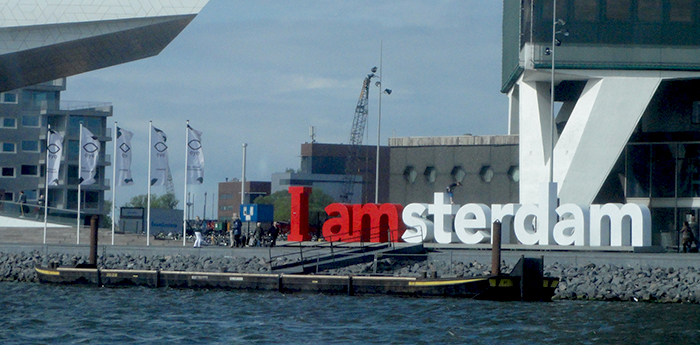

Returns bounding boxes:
[287,183,652,248]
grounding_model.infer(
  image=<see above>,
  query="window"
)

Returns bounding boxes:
[424,167,436,183]
[508,166,520,182]
[451,166,466,183]
[606,0,631,21]
[2,142,16,153]
[21,165,38,176]
[479,166,495,183]
[669,0,693,22]
[0,92,17,104]
[637,0,662,22]
[21,140,39,152]
[1,118,16,128]
[3,192,13,201]
[1,167,15,177]
[694,102,700,124]
[220,194,234,199]
[574,0,598,22]
[403,166,417,184]
[22,115,39,127]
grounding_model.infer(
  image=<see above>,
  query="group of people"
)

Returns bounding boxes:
[227,213,280,248]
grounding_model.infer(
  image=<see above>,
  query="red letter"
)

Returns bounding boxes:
[288,186,312,241]
[322,203,353,242]
[353,203,406,242]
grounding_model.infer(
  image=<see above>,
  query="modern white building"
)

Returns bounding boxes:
[502,0,700,246]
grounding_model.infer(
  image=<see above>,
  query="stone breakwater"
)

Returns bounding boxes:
[3,251,700,303]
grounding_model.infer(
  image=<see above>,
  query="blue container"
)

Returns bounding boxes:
[240,204,274,222]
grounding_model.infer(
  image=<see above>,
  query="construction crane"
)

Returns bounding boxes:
[339,67,377,203]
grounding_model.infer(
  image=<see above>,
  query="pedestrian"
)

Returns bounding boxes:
[230,213,242,248]
[681,221,694,253]
[253,222,263,247]
[268,222,280,247]
[17,191,27,218]
[446,182,462,204]
[689,214,698,251]
[35,194,45,220]
[193,216,204,248]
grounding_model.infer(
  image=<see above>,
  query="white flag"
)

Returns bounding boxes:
[79,127,100,185]
[186,125,204,184]
[46,130,63,186]
[150,126,170,187]
[116,127,134,186]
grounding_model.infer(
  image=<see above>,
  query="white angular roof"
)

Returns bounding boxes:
[0,0,209,92]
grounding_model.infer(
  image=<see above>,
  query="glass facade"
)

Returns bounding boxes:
[627,143,700,199]
[530,0,700,45]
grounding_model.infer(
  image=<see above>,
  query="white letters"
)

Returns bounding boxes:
[427,193,459,244]
[454,204,491,244]
[403,183,652,247]
[401,203,433,243]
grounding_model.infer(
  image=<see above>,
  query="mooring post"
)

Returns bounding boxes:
[491,220,501,276]
[89,215,98,266]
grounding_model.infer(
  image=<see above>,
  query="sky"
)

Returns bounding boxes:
[61,0,507,218]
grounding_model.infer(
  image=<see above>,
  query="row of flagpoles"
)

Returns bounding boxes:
[42,121,205,247]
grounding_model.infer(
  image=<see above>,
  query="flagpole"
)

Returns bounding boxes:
[183,120,189,246]
[111,122,117,245]
[147,121,152,246]
[43,125,51,244]
[77,123,82,244]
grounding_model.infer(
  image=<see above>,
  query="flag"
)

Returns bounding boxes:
[150,126,170,186]
[46,130,63,186]
[186,125,204,184]
[116,127,134,186]
[79,127,100,185]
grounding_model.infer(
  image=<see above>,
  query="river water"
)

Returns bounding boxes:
[1,281,699,344]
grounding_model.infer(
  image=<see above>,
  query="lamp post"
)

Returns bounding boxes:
[547,1,567,184]
[374,42,392,203]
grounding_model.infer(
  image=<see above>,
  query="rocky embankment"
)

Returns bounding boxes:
[3,251,700,303]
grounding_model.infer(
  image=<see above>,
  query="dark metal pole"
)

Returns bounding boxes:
[491,220,502,276]
[89,215,99,266]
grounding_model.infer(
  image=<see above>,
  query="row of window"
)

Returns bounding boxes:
[1,165,40,178]
[1,141,40,153]
[540,0,698,24]
[0,115,41,128]
[402,165,520,184]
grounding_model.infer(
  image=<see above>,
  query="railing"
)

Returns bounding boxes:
[60,101,112,112]
[267,224,407,272]
[0,200,78,226]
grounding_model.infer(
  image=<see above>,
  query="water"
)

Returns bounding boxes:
[1,282,700,344]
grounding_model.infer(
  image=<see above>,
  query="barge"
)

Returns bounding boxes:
[35,256,558,301]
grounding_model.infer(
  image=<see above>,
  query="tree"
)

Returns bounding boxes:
[255,189,335,221]
[123,193,179,209]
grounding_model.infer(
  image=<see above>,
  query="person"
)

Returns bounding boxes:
[252,222,263,247]
[230,213,242,248]
[446,182,462,204]
[35,194,45,220]
[681,221,694,253]
[268,222,280,247]
[17,191,27,218]
[193,216,204,248]
[689,214,698,250]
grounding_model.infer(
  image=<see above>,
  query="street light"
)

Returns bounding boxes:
[546,1,567,184]
[375,42,391,203]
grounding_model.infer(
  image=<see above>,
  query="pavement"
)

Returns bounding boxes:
[2,224,700,270]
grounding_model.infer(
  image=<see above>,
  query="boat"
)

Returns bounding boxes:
[35,256,559,301]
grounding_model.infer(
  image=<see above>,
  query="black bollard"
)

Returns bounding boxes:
[491,220,501,276]
[89,215,98,266]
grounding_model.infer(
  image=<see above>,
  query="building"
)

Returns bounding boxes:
[502,0,700,246]
[217,180,271,222]
[271,142,390,204]
[0,1,208,222]
[0,78,112,218]
[388,135,519,206]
